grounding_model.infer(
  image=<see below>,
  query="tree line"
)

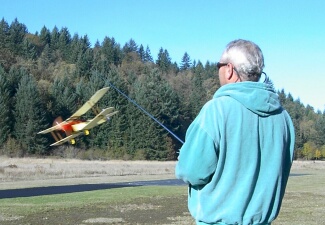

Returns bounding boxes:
[0,18,324,160]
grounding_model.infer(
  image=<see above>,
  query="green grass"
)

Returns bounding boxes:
[273,170,325,225]
[0,186,193,225]
[0,186,187,214]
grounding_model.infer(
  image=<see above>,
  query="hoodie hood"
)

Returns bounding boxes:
[213,81,282,116]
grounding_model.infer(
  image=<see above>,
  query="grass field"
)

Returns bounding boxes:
[0,158,324,224]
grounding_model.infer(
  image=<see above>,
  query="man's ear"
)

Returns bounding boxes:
[225,64,234,81]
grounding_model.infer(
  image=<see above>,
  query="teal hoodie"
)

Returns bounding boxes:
[175,81,295,225]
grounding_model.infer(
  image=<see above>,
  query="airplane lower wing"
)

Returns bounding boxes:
[67,87,109,120]
[95,111,118,126]
[38,121,69,134]
[91,111,119,127]
[50,132,83,146]
[77,108,118,131]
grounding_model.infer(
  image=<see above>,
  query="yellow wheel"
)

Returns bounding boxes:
[84,130,90,135]
[70,139,76,145]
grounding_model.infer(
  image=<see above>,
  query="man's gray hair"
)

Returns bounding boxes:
[221,39,264,81]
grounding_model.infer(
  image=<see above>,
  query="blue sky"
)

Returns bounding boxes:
[1,0,325,111]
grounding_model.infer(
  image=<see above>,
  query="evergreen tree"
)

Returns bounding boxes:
[75,70,106,105]
[104,69,131,154]
[0,19,16,71]
[121,70,142,156]
[8,18,27,55]
[92,45,102,72]
[283,95,305,154]
[278,89,287,105]
[94,40,100,48]
[69,33,81,63]
[138,44,145,61]
[39,26,51,47]
[315,113,325,147]
[192,60,197,69]
[158,79,182,158]
[76,48,94,77]
[189,63,207,118]
[180,52,191,71]
[156,48,164,66]
[123,38,138,53]
[7,66,25,97]
[14,72,49,154]
[101,36,114,66]
[0,18,10,49]
[81,35,91,50]
[58,27,71,60]
[50,26,60,51]
[156,48,172,73]
[132,77,160,159]
[0,66,12,145]
[132,69,180,159]
[205,61,217,78]
[69,34,90,60]
[101,36,122,67]
[144,45,153,62]
[193,61,205,75]
[38,44,53,73]
[22,38,37,60]
[50,75,78,119]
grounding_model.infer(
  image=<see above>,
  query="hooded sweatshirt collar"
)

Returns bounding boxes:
[213,81,282,117]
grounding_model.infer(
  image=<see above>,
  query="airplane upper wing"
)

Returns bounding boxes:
[67,87,109,121]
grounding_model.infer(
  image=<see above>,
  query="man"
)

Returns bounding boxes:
[175,39,295,225]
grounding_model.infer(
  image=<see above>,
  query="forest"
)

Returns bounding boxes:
[0,18,324,160]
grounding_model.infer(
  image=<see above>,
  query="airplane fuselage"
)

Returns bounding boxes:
[60,120,86,133]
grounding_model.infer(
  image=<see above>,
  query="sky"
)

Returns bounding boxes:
[1,0,325,112]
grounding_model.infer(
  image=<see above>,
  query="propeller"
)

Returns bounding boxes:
[53,116,63,126]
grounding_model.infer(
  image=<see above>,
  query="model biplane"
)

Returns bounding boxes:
[38,87,118,146]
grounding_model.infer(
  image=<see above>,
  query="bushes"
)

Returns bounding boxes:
[296,141,325,160]
[0,136,24,157]
[49,145,147,161]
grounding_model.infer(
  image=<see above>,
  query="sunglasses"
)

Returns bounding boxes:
[216,62,228,69]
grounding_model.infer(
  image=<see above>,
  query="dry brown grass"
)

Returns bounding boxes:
[1,157,324,190]
[0,156,177,190]
[290,160,325,170]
